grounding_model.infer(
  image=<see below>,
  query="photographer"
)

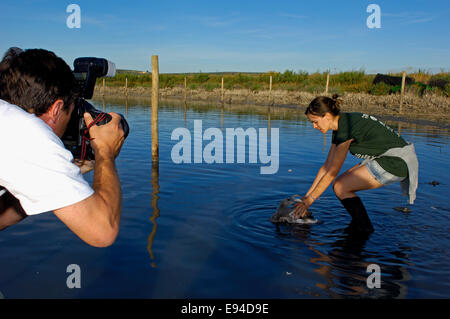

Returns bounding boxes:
[0,48,125,247]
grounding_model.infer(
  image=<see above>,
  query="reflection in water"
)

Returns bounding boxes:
[148,94,160,268]
[221,103,224,131]
[281,225,412,298]
[184,101,187,126]
[147,163,160,268]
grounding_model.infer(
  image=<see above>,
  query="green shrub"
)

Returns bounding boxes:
[333,70,365,85]
[193,73,210,83]
[305,85,325,94]
[203,83,219,91]
[445,83,450,97]
[96,69,449,97]
[369,82,393,96]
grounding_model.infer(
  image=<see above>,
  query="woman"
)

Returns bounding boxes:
[293,94,418,234]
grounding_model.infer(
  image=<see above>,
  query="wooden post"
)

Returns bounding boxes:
[325,72,330,95]
[221,77,224,104]
[151,55,159,166]
[399,71,406,114]
[102,78,105,98]
[184,76,187,103]
[125,77,128,97]
[269,75,273,105]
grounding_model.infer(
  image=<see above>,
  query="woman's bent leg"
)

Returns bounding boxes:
[333,165,383,233]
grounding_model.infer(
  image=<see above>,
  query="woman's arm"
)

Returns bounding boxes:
[294,139,353,218]
[304,143,337,197]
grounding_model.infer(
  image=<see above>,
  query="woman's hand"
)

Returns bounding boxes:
[292,196,314,218]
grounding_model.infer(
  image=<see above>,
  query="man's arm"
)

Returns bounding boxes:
[0,189,27,231]
[53,112,124,247]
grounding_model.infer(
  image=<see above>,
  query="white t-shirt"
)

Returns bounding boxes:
[0,99,94,215]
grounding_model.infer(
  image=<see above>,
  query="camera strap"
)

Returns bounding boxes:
[80,112,109,161]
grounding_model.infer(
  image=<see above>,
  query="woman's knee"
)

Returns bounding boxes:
[333,177,343,198]
[333,178,345,198]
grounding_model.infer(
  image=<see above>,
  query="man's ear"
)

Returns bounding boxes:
[47,99,65,123]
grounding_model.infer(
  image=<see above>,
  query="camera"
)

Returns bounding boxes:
[62,57,130,160]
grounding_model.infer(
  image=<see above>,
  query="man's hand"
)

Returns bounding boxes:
[73,159,95,174]
[83,112,125,160]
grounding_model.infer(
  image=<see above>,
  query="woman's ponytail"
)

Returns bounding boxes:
[330,94,341,115]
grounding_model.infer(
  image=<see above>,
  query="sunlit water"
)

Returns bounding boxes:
[1,99,449,299]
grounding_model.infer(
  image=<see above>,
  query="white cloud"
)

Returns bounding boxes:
[383,11,436,25]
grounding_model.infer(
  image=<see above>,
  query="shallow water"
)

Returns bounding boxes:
[0,99,449,299]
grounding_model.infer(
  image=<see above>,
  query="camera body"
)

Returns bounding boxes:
[62,58,129,160]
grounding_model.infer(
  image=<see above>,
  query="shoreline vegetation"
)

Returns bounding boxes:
[93,70,450,124]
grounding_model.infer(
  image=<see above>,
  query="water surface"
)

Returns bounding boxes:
[0,99,449,298]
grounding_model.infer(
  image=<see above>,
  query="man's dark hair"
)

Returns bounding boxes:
[0,48,77,116]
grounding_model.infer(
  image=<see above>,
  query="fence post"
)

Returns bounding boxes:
[184,76,187,102]
[125,77,128,97]
[325,72,330,95]
[399,71,406,114]
[102,78,105,98]
[151,56,159,166]
[221,77,224,104]
[269,75,273,105]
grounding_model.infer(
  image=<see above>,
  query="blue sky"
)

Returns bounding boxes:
[1,0,449,73]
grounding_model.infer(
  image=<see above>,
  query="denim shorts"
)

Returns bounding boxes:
[363,160,406,185]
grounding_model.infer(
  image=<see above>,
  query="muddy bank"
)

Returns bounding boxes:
[93,85,450,124]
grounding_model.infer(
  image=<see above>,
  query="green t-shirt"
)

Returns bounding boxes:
[332,112,408,177]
